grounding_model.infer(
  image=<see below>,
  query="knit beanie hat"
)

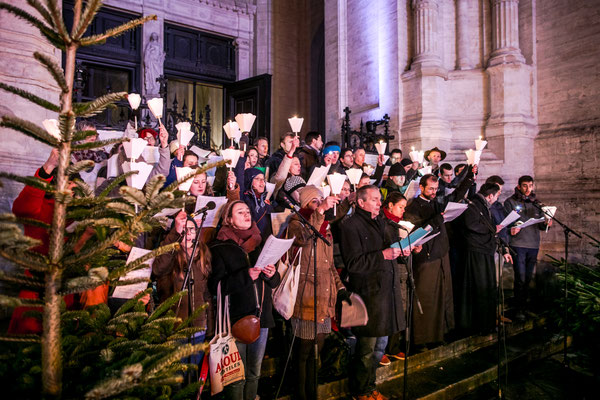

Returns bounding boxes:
[299,185,323,208]
[283,175,306,196]
[138,128,158,140]
[244,167,264,192]
[389,162,407,177]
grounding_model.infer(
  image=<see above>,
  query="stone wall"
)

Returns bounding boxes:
[534,0,600,264]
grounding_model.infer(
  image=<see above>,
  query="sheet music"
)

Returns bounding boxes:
[307,165,331,187]
[271,209,294,237]
[443,202,469,222]
[340,293,369,328]
[499,210,520,227]
[112,247,153,299]
[142,146,160,164]
[254,235,295,269]
[515,217,545,229]
[194,196,228,228]
[403,180,420,199]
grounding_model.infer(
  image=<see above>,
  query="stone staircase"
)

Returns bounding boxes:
[254,315,569,400]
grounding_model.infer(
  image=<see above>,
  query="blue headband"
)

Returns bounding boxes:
[323,145,341,155]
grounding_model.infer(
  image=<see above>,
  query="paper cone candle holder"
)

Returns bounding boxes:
[346,168,363,186]
[123,138,148,160]
[475,137,487,151]
[265,182,276,201]
[320,184,331,198]
[123,161,154,189]
[235,113,257,132]
[375,141,387,155]
[42,119,61,141]
[409,149,424,164]
[223,121,242,143]
[288,116,304,134]
[363,164,375,176]
[127,93,141,110]
[176,166,196,192]
[147,97,163,119]
[465,149,482,165]
[327,173,347,195]
[221,148,241,169]
[176,122,194,148]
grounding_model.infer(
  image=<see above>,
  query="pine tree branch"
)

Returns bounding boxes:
[143,175,166,203]
[79,14,157,47]
[71,137,125,151]
[66,160,95,176]
[0,3,64,49]
[72,0,101,40]
[146,191,175,210]
[147,291,186,324]
[0,294,44,307]
[26,0,53,26]
[162,160,227,193]
[73,92,127,117]
[143,343,206,379]
[97,172,136,199]
[174,305,208,331]
[111,277,150,287]
[45,0,71,43]
[0,115,59,146]
[0,83,60,112]
[108,242,179,281]
[0,270,45,288]
[33,52,68,93]
[119,186,147,207]
[0,335,41,343]
[113,288,152,318]
[0,249,49,272]
[13,217,51,231]
[0,172,53,192]
[72,129,99,142]
[105,202,136,217]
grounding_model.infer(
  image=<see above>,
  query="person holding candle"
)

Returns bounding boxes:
[265,133,296,181]
[164,149,199,187]
[270,135,300,200]
[423,147,447,177]
[286,185,347,400]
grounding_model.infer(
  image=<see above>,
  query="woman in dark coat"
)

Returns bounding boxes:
[209,200,281,400]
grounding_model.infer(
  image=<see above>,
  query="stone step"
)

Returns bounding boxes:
[258,316,549,400]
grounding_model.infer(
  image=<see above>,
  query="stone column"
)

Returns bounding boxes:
[412,0,442,67]
[489,0,525,66]
[456,0,478,70]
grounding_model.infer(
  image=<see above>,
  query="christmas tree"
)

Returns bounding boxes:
[0,1,221,398]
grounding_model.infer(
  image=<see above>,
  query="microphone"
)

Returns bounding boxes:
[281,193,301,212]
[190,201,216,218]
[389,220,410,232]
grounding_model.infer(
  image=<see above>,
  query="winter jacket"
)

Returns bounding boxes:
[340,207,405,337]
[503,188,547,249]
[403,196,450,263]
[297,145,320,180]
[458,194,497,256]
[209,239,281,328]
[265,148,286,180]
[287,211,344,323]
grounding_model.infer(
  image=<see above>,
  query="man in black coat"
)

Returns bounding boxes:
[455,183,512,335]
[341,185,405,400]
[403,174,455,347]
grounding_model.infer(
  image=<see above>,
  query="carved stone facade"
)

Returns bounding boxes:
[324,0,600,263]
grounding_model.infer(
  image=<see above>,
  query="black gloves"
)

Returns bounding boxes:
[335,289,352,322]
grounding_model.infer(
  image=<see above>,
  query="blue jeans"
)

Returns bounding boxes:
[350,336,378,396]
[512,247,539,310]
[180,331,206,381]
[224,328,268,400]
[373,336,388,363]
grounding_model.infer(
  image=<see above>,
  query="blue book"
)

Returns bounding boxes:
[391,226,432,250]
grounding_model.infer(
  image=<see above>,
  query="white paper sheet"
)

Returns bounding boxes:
[254,235,295,269]
[403,180,421,199]
[112,247,153,299]
[123,138,147,160]
[397,220,415,233]
[193,195,228,228]
[340,293,369,328]
[190,145,212,159]
[307,165,331,187]
[142,146,160,164]
[271,209,294,238]
[123,161,153,189]
[153,207,182,218]
[499,210,521,227]
[515,217,545,229]
[176,166,195,192]
[265,182,276,201]
[364,153,389,168]
[443,201,469,222]
[542,206,557,219]
[346,168,363,185]
[418,166,432,176]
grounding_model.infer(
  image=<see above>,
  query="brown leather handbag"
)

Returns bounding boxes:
[231,282,264,344]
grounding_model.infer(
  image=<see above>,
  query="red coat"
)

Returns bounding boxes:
[8,168,76,334]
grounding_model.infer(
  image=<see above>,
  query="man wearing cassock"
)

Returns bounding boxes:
[403,174,454,348]
[455,183,511,334]
[340,185,405,400]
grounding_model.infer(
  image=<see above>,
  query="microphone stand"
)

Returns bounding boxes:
[282,195,330,400]
[176,211,207,384]
[531,201,584,368]
[467,198,515,400]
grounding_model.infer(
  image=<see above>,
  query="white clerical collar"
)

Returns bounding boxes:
[419,195,430,202]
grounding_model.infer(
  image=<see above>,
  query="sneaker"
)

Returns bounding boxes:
[379,354,391,366]
[389,352,406,360]
[371,390,389,400]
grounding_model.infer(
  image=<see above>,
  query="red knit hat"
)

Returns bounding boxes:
[138,128,158,140]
